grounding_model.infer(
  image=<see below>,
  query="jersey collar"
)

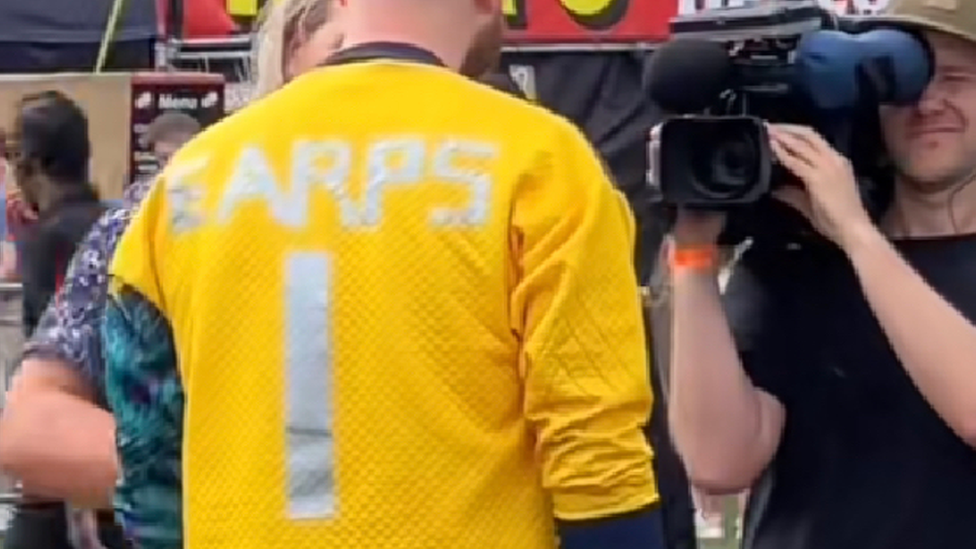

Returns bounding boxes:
[321,43,446,68]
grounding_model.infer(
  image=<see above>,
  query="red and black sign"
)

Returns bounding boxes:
[128,72,225,184]
[502,0,892,46]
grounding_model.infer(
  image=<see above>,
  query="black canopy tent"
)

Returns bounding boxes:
[0,0,158,73]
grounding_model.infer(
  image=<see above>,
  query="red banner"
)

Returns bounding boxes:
[502,0,892,46]
[503,0,673,45]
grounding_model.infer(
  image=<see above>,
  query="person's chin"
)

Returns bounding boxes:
[901,163,970,193]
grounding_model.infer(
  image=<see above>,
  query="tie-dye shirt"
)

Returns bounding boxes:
[101,287,181,549]
[23,177,184,549]
[24,178,153,398]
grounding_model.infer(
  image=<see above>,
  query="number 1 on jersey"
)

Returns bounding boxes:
[284,252,336,520]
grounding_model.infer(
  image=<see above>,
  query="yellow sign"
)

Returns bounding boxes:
[505,0,627,31]
[227,0,259,17]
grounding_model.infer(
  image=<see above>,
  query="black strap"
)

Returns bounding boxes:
[320,42,446,68]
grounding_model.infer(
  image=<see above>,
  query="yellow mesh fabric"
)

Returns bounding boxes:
[111,62,659,549]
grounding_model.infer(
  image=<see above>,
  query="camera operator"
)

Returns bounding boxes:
[666,2,976,548]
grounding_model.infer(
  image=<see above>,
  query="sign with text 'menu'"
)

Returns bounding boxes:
[503,0,892,45]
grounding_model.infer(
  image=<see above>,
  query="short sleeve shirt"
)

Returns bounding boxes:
[724,236,976,549]
[22,177,154,403]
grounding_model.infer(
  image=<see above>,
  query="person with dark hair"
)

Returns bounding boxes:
[142,110,201,170]
[13,91,104,336]
[3,90,122,549]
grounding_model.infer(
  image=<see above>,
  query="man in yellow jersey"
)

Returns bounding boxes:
[102,0,664,547]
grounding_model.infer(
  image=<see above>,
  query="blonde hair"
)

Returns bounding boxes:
[251,0,332,100]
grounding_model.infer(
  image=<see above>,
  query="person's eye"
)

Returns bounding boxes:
[937,68,976,83]
[945,73,972,83]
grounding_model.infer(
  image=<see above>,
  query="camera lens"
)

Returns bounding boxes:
[692,130,760,200]
[657,115,772,207]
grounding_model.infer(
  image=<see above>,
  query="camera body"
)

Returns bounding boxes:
[652,0,932,209]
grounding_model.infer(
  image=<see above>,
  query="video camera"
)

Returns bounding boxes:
[648,0,933,209]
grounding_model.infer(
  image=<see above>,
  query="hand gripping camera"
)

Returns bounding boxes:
[648,0,933,209]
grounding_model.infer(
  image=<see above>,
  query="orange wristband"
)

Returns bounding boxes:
[669,245,719,270]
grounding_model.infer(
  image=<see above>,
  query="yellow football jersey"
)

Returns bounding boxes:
[111,58,658,549]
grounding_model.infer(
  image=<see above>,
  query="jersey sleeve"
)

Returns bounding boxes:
[723,248,794,403]
[510,119,658,521]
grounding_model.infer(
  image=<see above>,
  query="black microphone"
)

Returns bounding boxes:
[646,39,734,114]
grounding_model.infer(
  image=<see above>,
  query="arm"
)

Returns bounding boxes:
[513,121,662,549]
[102,285,183,549]
[0,359,116,507]
[668,246,785,493]
[2,188,34,282]
[0,241,18,280]
[0,216,124,507]
[843,226,976,446]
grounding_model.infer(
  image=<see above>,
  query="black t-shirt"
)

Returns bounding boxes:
[725,235,976,549]
[19,197,103,336]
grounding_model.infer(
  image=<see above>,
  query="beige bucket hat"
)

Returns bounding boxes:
[869,0,976,44]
